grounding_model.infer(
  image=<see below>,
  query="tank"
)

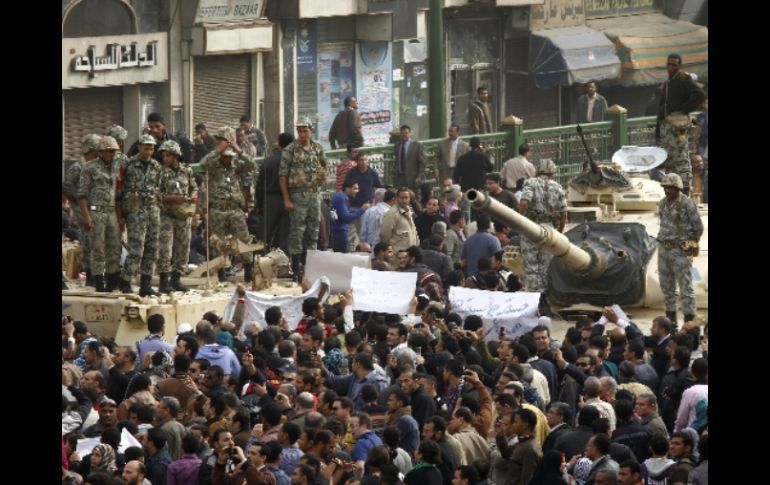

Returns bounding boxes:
[466,177,708,313]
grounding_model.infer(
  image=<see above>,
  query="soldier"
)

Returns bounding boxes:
[157,140,198,294]
[106,124,130,168]
[656,53,706,196]
[117,134,164,296]
[199,126,257,282]
[279,117,328,279]
[657,173,703,325]
[518,159,567,294]
[64,133,101,286]
[77,136,122,292]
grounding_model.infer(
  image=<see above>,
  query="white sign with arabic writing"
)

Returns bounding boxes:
[449,287,541,341]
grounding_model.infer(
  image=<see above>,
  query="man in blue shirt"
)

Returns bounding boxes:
[344,152,382,249]
[330,180,370,253]
[350,412,383,466]
[461,213,501,276]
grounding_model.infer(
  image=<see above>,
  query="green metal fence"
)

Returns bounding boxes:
[190,109,701,199]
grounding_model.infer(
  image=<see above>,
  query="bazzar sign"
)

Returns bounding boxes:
[195,0,266,23]
[584,0,661,18]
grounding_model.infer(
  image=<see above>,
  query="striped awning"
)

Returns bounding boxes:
[588,13,708,87]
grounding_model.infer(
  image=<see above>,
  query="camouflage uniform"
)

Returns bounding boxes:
[657,175,704,318]
[659,121,692,191]
[199,148,256,256]
[77,155,121,277]
[158,160,198,273]
[63,134,101,273]
[279,134,328,257]
[119,146,164,280]
[519,168,566,293]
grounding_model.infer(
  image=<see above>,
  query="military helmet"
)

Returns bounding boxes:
[537,158,557,174]
[81,134,103,154]
[158,140,182,157]
[98,136,120,151]
[295,116,313,129]
[106,124,128,141]
[660,173,684,190]
[222,148,237,157]
[139,134,157,146]
[215,126,237,144]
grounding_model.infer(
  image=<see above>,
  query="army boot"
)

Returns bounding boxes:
[170,272,189,292]
[684,313,696,324]
[93,275,107,293]
[158,273,173,294]
[119,276,134,294]
[105,273,120,292]
[538,292,552,317]
[62,273,69,290]
[85,270,94,287]
[217,268,228,282]
[665,311,678,331]
[139,274,161,297]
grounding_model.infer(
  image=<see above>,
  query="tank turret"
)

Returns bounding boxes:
[466,189,656,307]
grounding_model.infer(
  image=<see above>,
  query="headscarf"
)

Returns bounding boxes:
[528,450,568,485]
[91,443,117,474]
[323,348,346,376]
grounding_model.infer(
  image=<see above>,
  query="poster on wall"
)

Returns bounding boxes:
[317,42,355,147]
[356,41,392,146]
[296,21,316,74]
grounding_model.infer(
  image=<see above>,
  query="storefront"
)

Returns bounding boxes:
[62,0,169,163]
[189,1,273,132]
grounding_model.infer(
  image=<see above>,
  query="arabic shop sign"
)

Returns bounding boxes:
[584,0,660,18]
[195,0,266,23]
[63,33,168,89]
[530,0,586,30]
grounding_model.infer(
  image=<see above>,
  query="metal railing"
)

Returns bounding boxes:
[189,110,702,198]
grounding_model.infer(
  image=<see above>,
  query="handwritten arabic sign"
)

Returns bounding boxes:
[351,267,417,314]
[530,0,586,30]
[448,287,541,341]
[63,33,168,89]
[305,250,371,293]
[195,0,266,23]
[585,0,659,19]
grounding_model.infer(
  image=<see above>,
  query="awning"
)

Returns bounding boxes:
[587,13,708,87]
[530,25,621,89]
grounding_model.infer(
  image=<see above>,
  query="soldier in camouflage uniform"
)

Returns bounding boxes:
[63,133,101,285]
[279,117,328,278]
[199,126,257,282]
[518,159,567,294]
[157,140,198,293]
[117,134,164,296]
[657,173,703,325]
[656,53,706,196]
[106,124,130,169]
[77,136,122,292]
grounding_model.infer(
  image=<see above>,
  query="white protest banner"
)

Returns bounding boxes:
[305,250,370,293]
[76,437,101,457]
[351,267,417,314]
[119,427,142,453]
[223,276,331,331]
[449,287,541,341]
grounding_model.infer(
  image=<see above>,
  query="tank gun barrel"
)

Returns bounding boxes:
[466,189,595,274]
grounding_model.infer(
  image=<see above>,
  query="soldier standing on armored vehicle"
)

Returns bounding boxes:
[199,126,257,282]
[657,173,703,325]
[656,53,706,196]
[64,133,101,286]
[77,136,122,293]
[156,140,198,294]
[517,159,566,294]
[279,117,328,279]
[117,135,165,297]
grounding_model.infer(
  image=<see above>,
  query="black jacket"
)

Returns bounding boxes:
[554,425,593,460]
[612,420,651,462]
[410,387,437,430]
[656,70,706,137]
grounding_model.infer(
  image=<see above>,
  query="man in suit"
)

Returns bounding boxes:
[328,96,364,149]
[469,87,493,134]
[434,124,469,183]
[394,125,426,191]
[573,82,608,124]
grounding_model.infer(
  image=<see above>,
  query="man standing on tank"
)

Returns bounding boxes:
[199,126,258,282]
[656,53,706,196]
[117,135,164,297]
[657,173,703,325]
[279,117,328,279]
[77,136,122,293]
[518,159,566,295]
